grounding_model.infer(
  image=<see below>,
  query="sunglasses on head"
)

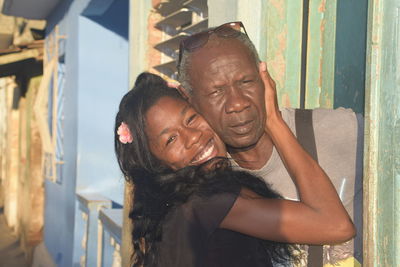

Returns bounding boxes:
[177,21,248,69]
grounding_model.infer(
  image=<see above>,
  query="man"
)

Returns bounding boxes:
[177,22,363,266]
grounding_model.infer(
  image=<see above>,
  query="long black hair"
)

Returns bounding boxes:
[114,73,299,266]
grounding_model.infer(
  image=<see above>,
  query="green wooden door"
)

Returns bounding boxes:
[364,0,400,265]
[261,1,368,112]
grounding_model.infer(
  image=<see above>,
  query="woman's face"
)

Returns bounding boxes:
[145,96,227,170]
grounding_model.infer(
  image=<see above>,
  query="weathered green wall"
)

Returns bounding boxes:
[364,0,400,265]
[263,0,367,112]
[265,0,303,108]
[305,0,337,109]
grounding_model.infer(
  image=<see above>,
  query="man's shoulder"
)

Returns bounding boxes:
[281,107,357,120]
[281,107,359,136]
[312,107,357,122]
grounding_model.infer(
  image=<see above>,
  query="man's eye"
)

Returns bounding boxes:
[209,88,223,97]
[243,79,253,84]
[187,114,197,124]
[166,136,176,146]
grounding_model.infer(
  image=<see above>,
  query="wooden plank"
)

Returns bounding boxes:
[121,183,134,267]
[364,0,383,265]
[305,0,336,109]
[33,58,55,153]
[126,1,152,265]
[26,75,44,244]
[265,0,302,108]
[0,49,40,65]
[129,0,152,89]
[364,0,400,265]
[5,103,20,228]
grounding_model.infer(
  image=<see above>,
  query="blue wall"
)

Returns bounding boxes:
[44,1,128,266]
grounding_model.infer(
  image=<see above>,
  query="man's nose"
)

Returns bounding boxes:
[183,127,202,149]
[224,86,251,113]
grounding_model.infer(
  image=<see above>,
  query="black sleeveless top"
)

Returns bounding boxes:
[149,186,274,267]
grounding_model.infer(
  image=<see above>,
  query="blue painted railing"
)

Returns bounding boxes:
[77,193,122,267]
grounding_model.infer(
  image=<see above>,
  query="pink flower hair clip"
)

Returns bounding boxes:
[117,122,133,144]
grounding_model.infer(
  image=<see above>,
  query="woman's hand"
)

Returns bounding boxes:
[258,62,283,133]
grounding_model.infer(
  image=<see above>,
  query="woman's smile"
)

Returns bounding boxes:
[190,138,220,165]
[145,96,227,170]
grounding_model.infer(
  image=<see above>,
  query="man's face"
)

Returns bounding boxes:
[187,39,266,149]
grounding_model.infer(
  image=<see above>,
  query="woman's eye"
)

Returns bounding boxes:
[166,136,176,146]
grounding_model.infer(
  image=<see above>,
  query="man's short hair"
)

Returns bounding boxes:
[177,31,261,95]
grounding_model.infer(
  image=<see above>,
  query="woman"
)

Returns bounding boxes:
[114,66,355,267]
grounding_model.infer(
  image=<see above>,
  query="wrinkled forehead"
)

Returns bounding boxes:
[190,37,255,68]
[186,38,258,86]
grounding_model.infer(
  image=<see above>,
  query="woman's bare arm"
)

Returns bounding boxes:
[220,62,355,245]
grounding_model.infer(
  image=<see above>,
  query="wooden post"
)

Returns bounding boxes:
[121,183,133,267]
[364,0,400,265]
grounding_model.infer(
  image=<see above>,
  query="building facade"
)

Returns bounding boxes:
[1,0,399,266]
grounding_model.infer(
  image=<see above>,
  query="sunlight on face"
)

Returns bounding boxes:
[188,39,266,149]
[145,97,227,170]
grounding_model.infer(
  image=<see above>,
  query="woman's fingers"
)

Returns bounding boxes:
[259,62,280,122]
[167,81,180,88]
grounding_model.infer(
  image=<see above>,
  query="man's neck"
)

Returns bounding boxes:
[227,132,274,170]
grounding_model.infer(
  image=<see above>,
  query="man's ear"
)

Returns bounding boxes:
[176,85,191,102]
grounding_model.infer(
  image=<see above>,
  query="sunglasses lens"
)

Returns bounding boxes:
[214,22,243,37]
[228,22,242,31]
[178,22,247,68]
[182,32,210,52]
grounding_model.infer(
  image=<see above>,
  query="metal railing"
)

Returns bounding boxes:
[77,193,122,267]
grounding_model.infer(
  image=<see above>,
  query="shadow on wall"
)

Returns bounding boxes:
[84,0,129,40]
[46,0,129,40]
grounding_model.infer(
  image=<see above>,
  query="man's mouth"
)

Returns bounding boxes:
[229,120,254,135]
[190,139,218,165]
